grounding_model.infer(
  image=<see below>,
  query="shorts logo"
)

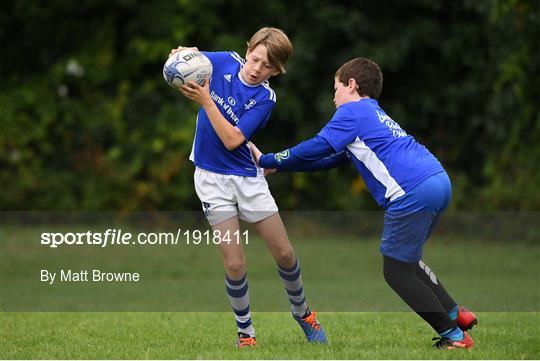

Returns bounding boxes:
[227,96,236,106]
[202,202,211,217]
[275,149,290,164]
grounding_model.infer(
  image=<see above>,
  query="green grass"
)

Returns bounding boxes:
[1,312,538,359]
[1,224,539,358]
[2,228,539,312]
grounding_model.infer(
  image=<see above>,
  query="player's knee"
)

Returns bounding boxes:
[383,262,397,287]
[224,259,246,277]
[274,246,295,267]
[383,255,415,288]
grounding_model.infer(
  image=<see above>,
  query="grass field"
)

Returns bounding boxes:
[1,222,539,359]
[1,311,539,359]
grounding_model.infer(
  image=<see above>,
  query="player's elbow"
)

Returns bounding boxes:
[223,127,245,151]
[224,140,243,151]
[223,142,237,151]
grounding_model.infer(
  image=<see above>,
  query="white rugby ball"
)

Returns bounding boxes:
[163,50,213,89]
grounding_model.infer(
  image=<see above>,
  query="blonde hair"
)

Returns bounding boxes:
[247,27,293,74]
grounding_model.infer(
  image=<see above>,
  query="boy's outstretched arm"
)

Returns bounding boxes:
[252,135,350,172]
[287,151,349,172]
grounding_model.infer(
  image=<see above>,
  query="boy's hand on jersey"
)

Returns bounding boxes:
[248,142,262,165]
[179,78,212,107]
[248,142,277,176]
[169,46,198,57]
[263,168,277,176]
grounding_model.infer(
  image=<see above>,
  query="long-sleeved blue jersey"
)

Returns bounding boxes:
[260,98,445,208]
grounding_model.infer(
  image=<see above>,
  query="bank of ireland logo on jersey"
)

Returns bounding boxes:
[227,96,236,106]
[244,99,256,110]
[376,110,407,138]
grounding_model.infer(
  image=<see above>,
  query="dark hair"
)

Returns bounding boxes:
[335,58,383,99]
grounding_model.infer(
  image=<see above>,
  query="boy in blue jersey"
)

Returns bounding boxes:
[250,58,478,350]
[169,27,326,347]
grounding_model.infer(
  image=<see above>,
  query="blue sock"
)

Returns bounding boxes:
[448,305,459,321]
[440,326,464,341]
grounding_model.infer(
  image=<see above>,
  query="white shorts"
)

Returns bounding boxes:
[194,167,279,226]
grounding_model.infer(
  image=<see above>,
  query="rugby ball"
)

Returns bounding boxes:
[163,50,213,89]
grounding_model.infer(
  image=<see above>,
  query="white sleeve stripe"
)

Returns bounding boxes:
[346,137,405,201]
[189,114,199,163]
[261,83,276,102]
[230,52,245,65]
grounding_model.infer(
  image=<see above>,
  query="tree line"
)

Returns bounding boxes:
[1,0,538,211]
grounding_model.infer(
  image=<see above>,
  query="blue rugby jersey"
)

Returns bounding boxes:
[188,51,277,177]
[260,98,445,208]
